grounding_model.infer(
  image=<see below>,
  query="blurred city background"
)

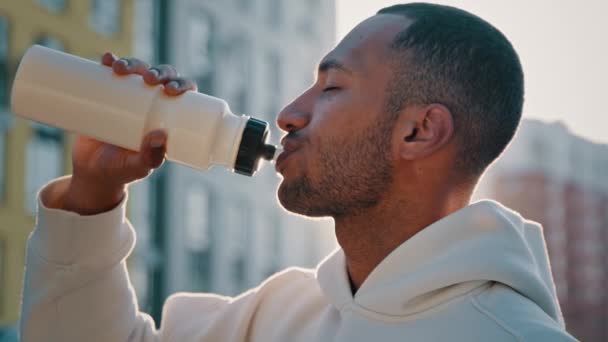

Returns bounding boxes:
[0,1,605,341]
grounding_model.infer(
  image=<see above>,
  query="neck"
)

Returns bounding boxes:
[334,185,472,294]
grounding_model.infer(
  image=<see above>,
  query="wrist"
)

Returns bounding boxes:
[63,176,126,215]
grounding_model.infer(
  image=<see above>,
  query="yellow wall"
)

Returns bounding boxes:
[0,0,133,326]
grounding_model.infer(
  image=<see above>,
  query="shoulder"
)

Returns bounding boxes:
[163,267,316,313]
[159,267,320,340]
[471,283,577,341]
[253,266,320,305]
[259,267,316,290]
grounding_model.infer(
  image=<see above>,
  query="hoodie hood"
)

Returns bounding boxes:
[316,200,564,325]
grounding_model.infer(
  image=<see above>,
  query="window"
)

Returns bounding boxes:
[264,51,282,123]
[0,16,8,108]
[185,187,211,251]
[224,203,249,295]
[218,37,250,114]
[187,12,214,94]
[267,0,283,29]
[0,16,8,200]
[255,212,281,281]
[37,0,66,13]
[128,179,155,312]
[90,0,121,36]
[26,37,65,214]
[36,36,64,51]
[134,0,160,64]
[186,185,212,291]
[235,0,252,13]
[295,0,320,37]
[25,123,64,214]
[0,120,6,201]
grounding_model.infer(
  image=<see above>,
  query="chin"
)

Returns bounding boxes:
[277,180,329,218]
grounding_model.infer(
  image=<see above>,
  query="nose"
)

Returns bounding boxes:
[276,91,312,133]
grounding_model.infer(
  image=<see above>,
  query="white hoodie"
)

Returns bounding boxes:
[20,177,577,341]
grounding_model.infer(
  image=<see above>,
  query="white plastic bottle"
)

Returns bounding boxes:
[11,45,279,176]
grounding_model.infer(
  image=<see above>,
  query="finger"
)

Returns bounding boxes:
[143,64,179,85]
[140,130,168,169]
[112,57,151,76]
[120,129,167,181]
[101,52,118,67]
[163,78,198,96]
[123,152,154,181]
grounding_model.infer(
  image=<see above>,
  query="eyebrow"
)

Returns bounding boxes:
[318,58,353,75]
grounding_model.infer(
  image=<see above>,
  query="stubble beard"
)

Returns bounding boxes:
[278,116,395,218]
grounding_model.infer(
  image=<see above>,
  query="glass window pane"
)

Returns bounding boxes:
[36,36,64,51]
[219,37,249,114]
[253,211,281,283]
[0,16,8,108]
[224,203,249,294]
[186,185,213,292]
[90,0,121,36]
[236,0,252,13]
[25,125,63,214]
[0,127,5,201]
[263,51,282,122]
[187,13,214,82]
[185,187,210,251]
[188,13,215,94]
[37,0,66,13]
[134,0,159,64]
[267,0,283,29]
[0,16,8,201]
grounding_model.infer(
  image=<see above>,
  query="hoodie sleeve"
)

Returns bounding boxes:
[19,176,162,342]
[19,176,270,342]
[20,177,317,342]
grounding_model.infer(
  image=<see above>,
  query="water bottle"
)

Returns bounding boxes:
[11,45,279,176]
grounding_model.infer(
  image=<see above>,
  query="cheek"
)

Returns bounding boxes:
[311,90,364,132]
[314,89,385,146]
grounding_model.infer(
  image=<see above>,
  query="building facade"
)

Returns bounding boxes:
[0,0,133,335]
[0,0,337,335]
[474,119,608,341]
[128,0,338,323]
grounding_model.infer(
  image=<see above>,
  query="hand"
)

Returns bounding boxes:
[62,53,198,215]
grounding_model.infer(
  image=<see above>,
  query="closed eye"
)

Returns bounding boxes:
[323,86,340,92]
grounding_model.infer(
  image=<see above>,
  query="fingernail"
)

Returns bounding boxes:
[150,134,166,148]
[167,81,179,89]
[148,69,159,78]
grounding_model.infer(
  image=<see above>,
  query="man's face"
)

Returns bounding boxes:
[276,14,409,217]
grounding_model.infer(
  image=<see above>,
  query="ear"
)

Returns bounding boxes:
[398,104,454,160]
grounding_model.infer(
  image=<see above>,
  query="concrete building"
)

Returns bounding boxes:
[0,1,134,336]
[474,119,608,341]
[127,0,338,322]
[0,0,337,337]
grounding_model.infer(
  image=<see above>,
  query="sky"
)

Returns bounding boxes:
[336,0,608,144]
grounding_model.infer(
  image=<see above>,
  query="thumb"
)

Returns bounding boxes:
[120,130,167,182]
[140,130,167,169]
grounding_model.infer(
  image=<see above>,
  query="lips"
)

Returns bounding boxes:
[281,138,300,154]
[276,138,301,173]
[275,149,297,173]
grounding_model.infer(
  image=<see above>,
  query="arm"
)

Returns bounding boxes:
[19,177,309,342]
[20,176,157,342]
[19,54,196,342]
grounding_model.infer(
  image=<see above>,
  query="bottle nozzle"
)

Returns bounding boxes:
[262,144,283,162]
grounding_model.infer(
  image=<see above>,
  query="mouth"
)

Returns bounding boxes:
[275,150,297,173]
[276,137,303,174]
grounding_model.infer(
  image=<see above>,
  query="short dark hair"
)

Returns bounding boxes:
[378,3,524,177]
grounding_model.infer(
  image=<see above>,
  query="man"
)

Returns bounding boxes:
[20,3,576,341]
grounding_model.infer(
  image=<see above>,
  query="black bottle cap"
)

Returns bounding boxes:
[234,117,276,176]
